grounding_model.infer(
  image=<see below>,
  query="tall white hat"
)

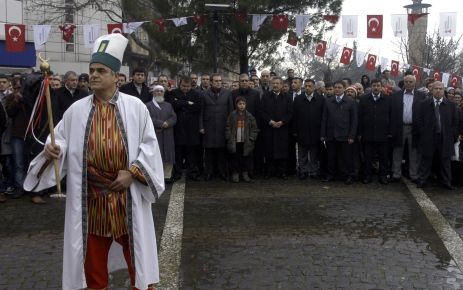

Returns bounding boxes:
[90,33,128,72]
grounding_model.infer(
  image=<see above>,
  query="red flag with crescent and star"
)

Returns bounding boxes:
[412,66,421,82]
[234,12,247,24]
[433,71,441,81]
[367,15,383,38]
[323,15,339,24]
[315,40,327,57]
[451,76,460,88]
[153,19,165,32]
[59,24,76,42]
[390,60,400,77]
[5,24,26,52]
[107,23,123,34]
[272,15,289,31]
[192,15,206,27]
[287,31,298,46]
[366,54,377,71]
[340,47,353,65]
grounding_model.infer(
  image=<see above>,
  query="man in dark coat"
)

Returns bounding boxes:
[260,77,293,179]
[416,81,458,189]
[292,79,324,180]
[358,79,392,184]
[166,76,202,180]
[119,67,151,103]
[200,74,231,180]
[54,71,87,121]
[390,75,426,182]
[320,80,358,184]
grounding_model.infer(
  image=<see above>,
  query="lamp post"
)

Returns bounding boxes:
[205,3,231,73]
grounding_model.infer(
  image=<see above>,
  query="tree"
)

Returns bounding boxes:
[122,0,343,74]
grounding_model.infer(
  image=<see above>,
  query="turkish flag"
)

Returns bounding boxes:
[234,12,247,24]
[107,23,123,34]
[59,24,76,42]
[323,15,339,24]
[5,24,26,52]
[451,76,460,88]
[287,31,298,46]
[366,54,377,71]
[433,71,441,81]
[340,47,353,65]
[412,66,421,82]
[315,40,327,57]
[390,60,400,77]
[192,15,206,27]
[367,15,383,38]
[272,15,289,31]
[153,19,165,32]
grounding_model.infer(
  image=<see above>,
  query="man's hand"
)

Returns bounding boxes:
[108,170,133,192]
[162,122,169,129]
[348,138,354,144]
[44,144,61,160]
[199,128,205,134]
[188,101,194,105]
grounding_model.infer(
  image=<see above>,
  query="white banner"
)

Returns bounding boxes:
[439,12,457,37]
[327,43,339,58]
[295,15,311,37]
[123,22,144,33]
[33,25,51,50]
[171,17,188,27]
[342,15,358,38]
[380,57,389,69]
[252,14,268,32]
[83,24,100,48]
[442,72,451,85]
[356,51,366,67]
[391,14,407,38]
[423,68,431,76]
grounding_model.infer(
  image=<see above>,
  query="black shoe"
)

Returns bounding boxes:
[298,173,308,180]
[264,174,271,180]
[323,176,334,182]
[204,174,212,181]
[391,177,401,183]
[416,181,426,188]
[362,177,372,184]
[443,184,455,190]
[345,177,353,185]
[280,174,288,180]
[219,174,228,181]
[9,189,24,199]
[310,174,321,180]
[379,177,388,185]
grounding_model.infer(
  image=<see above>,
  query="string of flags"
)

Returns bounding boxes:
[312,40,462,88]
[1,11,461,87]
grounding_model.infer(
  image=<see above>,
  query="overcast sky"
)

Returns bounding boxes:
[325,0,463,65]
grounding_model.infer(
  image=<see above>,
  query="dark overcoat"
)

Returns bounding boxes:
[146,100,177,164]
[200,88,231,148]
[390,89,426,147]
[416,97,458,158]
[119,82,152,103]
[167,88,202,146]
[358,93,392,142]
[321,95,358,141]
[292,93,325,145]
[259,91,293,159]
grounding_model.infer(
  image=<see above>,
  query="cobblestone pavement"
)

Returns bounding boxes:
[180,178,463,289]
[0,185,171,290]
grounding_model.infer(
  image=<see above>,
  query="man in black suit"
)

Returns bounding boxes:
[320,80,358,184]
[119,67,151,103]
[54,70,87,121]
[416,81,458,189]
[390,75,425,182]
[260,77,293,179]
[292,79,324,180]
[358,79,392,184]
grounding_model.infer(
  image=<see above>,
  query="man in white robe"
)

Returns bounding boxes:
[24,34,164,290]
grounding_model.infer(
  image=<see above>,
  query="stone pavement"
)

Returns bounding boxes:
[3,177,463,289]
[179,178,463,289]
[0,184,171,290]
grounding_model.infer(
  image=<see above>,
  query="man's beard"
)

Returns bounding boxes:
[155,96,164,103]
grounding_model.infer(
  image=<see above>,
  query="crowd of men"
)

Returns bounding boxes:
[0,66,462,203]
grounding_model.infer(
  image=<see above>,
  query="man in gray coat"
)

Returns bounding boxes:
[200,73,231,181]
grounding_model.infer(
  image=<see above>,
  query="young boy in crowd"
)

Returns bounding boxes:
[225,97,259,183]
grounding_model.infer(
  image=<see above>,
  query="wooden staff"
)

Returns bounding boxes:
[39,54,63,198]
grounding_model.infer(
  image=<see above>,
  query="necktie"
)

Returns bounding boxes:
[374,95,378,102]
[336,96,341,103]
[434,100,441,134]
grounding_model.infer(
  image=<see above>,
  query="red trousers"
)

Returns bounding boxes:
[84,234,154,290]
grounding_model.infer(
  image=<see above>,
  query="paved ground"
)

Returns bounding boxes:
[179,178,463,290]
[3,177,463,289]
[0,184,171,290]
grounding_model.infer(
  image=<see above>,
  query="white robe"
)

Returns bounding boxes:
[24,92,165,290]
